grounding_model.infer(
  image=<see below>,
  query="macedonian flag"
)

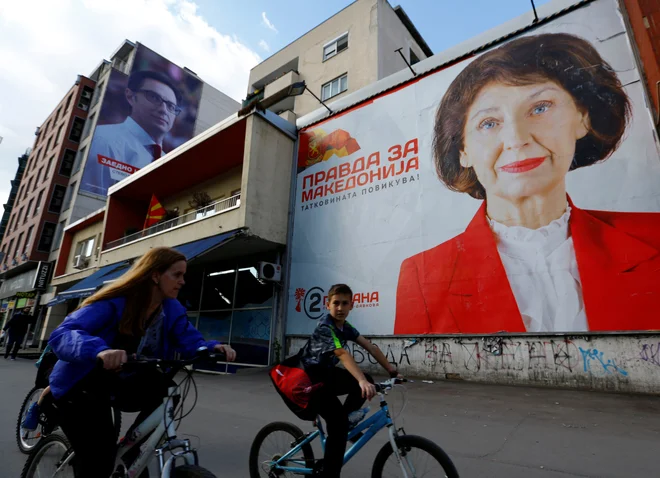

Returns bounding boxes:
[298,128,360,168]
[144,194,166,229]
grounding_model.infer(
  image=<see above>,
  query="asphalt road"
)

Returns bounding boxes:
[1,357,659,477]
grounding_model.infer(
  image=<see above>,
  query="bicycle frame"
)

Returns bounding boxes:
[273,396,399,475]
[115,384,198,478]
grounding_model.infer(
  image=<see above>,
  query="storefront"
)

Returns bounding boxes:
[47,230,282,371]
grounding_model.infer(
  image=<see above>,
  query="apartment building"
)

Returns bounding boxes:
[0,76,96,338]
[0,152,29,244]
[45,109,296,371]
[245,0,432,123]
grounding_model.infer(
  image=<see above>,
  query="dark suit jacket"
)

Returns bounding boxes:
[395,200,660,333]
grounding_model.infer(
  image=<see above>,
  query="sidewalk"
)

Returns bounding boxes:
[3,359,659,477]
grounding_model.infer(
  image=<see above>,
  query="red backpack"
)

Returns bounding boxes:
[270,351,323,421]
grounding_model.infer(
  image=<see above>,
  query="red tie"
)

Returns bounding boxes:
[151,144,162,162]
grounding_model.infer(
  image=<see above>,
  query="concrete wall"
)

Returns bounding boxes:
[162,167,243,214]
[377,0,428,80]
[241,115,294,245]
[100,207,243,265]
[248,0,379,118]
[194,83,240,136]
[287,334,660,395]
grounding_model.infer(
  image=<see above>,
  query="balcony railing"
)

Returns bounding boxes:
[106,193,241,250]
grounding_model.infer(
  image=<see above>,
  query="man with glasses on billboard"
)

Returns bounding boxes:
[82,71,183,195]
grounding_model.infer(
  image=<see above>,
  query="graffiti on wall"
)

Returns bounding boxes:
[640,343,660,367]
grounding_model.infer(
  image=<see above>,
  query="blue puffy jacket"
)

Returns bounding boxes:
[48,297,220,399]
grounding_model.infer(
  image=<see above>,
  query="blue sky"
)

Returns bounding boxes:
[0,0,553,208]
[193,0,553,60]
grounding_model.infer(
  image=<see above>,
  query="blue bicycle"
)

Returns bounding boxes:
[249,378,459,477]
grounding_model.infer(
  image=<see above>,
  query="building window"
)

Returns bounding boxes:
[81,114,95,142]
[323,33,348,61]
[410,48,420,65]
[45,136,53,153]
[78,86,94,111]
[37,167,43,184]
[25,199,33,223]
[24,178,33,200]
[18,207,25,225]
[69,117,86,143]
[321,74,348,101]
[16,186,23,204]
[51,220,67,252]
[7,214,14,233]
[62,182,76,212]
[16,232,24,259]
[6,239,14,263]
[72,146,86,175]
[59,149,76,177]
[72,236,95,269]
[64,93,73,112]
[46,154,56,178]
[55,124,64,145]
[48,185,67,214]
[56,106,63,121]
[24,226,34,255]
[34,190,44,216]
[37,222,56,252]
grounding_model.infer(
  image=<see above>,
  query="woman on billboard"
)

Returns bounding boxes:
[395,33,660,334]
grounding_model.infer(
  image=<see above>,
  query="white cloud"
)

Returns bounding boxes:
[0,0,262,209]
[259,40,271,52]
[261,12,278,33]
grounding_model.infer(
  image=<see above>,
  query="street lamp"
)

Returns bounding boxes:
[285,81,332,114]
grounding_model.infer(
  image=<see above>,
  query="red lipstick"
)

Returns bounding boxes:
[500,157,545,173]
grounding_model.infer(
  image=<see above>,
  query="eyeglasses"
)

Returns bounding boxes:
[137,89,182,116]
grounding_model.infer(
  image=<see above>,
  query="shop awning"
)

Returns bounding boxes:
[47,230,242,307]
[174,230,241,260]
[46,261,130,307]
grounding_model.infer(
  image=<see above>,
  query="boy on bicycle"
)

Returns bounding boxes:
[299,283,400,478]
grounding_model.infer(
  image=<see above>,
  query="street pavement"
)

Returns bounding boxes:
[1,357,659,477]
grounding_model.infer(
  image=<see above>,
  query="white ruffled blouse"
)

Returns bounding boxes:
[488,207,588,332]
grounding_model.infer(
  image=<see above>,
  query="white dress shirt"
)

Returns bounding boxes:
[488,206,588,332]
[80,117,163,196]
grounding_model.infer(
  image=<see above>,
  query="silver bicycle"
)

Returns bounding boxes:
[21,348,222,478]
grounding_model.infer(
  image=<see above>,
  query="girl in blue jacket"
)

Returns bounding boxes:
[46,247,236,477]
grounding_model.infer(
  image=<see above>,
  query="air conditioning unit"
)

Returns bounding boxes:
[258,262,281,282]
[73,256,89,270]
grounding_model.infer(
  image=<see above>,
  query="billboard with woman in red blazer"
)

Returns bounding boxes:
[394,33,660,334]
[286,0,660,337]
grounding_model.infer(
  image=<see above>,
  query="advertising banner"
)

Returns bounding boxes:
[287,0,660,336]
[80,44,203,196]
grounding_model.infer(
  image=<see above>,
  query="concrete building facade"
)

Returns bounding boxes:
[245,0,432,123]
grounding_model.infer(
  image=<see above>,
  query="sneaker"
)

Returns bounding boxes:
[347,407,370,428]
[22,402,40,431]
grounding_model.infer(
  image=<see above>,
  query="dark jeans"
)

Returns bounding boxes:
[4,335,23,359]
[309,368,374,478]
[56,368,174,478]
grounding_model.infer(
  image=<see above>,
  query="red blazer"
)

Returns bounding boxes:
[395,200,660,333]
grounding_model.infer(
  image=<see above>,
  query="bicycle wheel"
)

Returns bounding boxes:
[21,433,75,478]
[16,386,45,454]
[371,434,459,478]
[249,421,315,478]
[171,465,217,477]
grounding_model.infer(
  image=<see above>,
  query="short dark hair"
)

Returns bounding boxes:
[433,33,631,199]
[127,70,182,104]
[328,284,354,301]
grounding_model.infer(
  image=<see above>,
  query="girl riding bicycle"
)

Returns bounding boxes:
[46,247,236,478]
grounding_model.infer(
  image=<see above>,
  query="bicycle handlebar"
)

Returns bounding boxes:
[376,377,407,393]
[96,346,226,371]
